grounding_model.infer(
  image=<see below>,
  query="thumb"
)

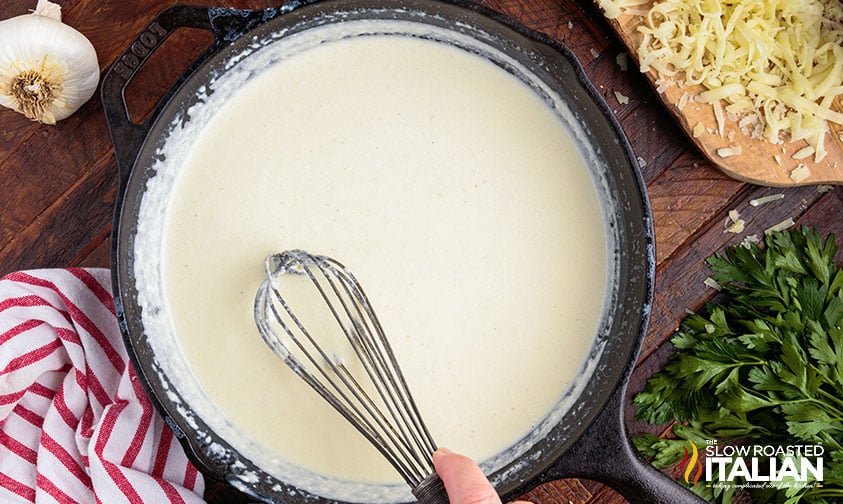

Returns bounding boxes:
[432,448,501,504]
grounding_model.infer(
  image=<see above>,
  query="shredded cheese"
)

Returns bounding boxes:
[790,164,811,182]
[724,216,745,234]
[740,234,761,248]
[616,52,629,71]
[703,276,721,290]
[792,146,815,160]
[717,145,742,157]
[598,0,843,162]
[598,0,650,19]
[724,209,745,234]
[765,217,795,234]
[749,193,785,206]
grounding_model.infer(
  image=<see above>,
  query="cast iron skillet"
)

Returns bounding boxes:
[102,1,704,503]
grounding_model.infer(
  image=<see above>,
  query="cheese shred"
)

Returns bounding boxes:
[599,0,843,162]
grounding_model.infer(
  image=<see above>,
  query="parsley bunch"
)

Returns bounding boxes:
[632,227,843,503]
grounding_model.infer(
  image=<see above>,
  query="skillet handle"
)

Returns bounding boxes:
[100,5,289,190]
[518,382,707,504]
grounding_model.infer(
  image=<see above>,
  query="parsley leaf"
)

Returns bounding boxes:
[632,227,843,503]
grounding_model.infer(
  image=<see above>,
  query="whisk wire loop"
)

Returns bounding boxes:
[257,256,420,483]
[254,250,447,501]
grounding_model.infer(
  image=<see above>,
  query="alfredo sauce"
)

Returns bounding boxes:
[136,20,611,503]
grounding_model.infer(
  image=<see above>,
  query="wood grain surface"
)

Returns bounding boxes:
[1,0,842,503]
[597,2,843,187]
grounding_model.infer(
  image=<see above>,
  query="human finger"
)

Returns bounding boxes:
[432,447,501,504]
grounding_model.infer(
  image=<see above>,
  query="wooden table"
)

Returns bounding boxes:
[1,0,840,503]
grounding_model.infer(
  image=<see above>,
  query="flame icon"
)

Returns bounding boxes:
[678,441,704,486]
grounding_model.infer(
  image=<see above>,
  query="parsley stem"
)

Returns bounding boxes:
[817,387,843,413]
[803,488,843,498]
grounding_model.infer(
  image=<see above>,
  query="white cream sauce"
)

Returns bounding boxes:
[136,18,611,503]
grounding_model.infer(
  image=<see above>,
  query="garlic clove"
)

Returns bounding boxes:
[0,1,99,124]
[34,0,63,21]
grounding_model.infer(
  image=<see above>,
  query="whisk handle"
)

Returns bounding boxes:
[412,473,450,504]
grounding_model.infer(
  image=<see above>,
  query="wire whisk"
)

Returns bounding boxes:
[254,250,448,504]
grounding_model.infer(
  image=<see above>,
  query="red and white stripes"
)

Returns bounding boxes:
[0,269,205,503]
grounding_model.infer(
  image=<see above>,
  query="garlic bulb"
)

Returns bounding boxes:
[0,0,99,124]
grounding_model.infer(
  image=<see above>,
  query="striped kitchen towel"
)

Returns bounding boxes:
[0,268,205,503]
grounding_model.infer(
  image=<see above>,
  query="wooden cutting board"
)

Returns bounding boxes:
[598,2,843,187]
